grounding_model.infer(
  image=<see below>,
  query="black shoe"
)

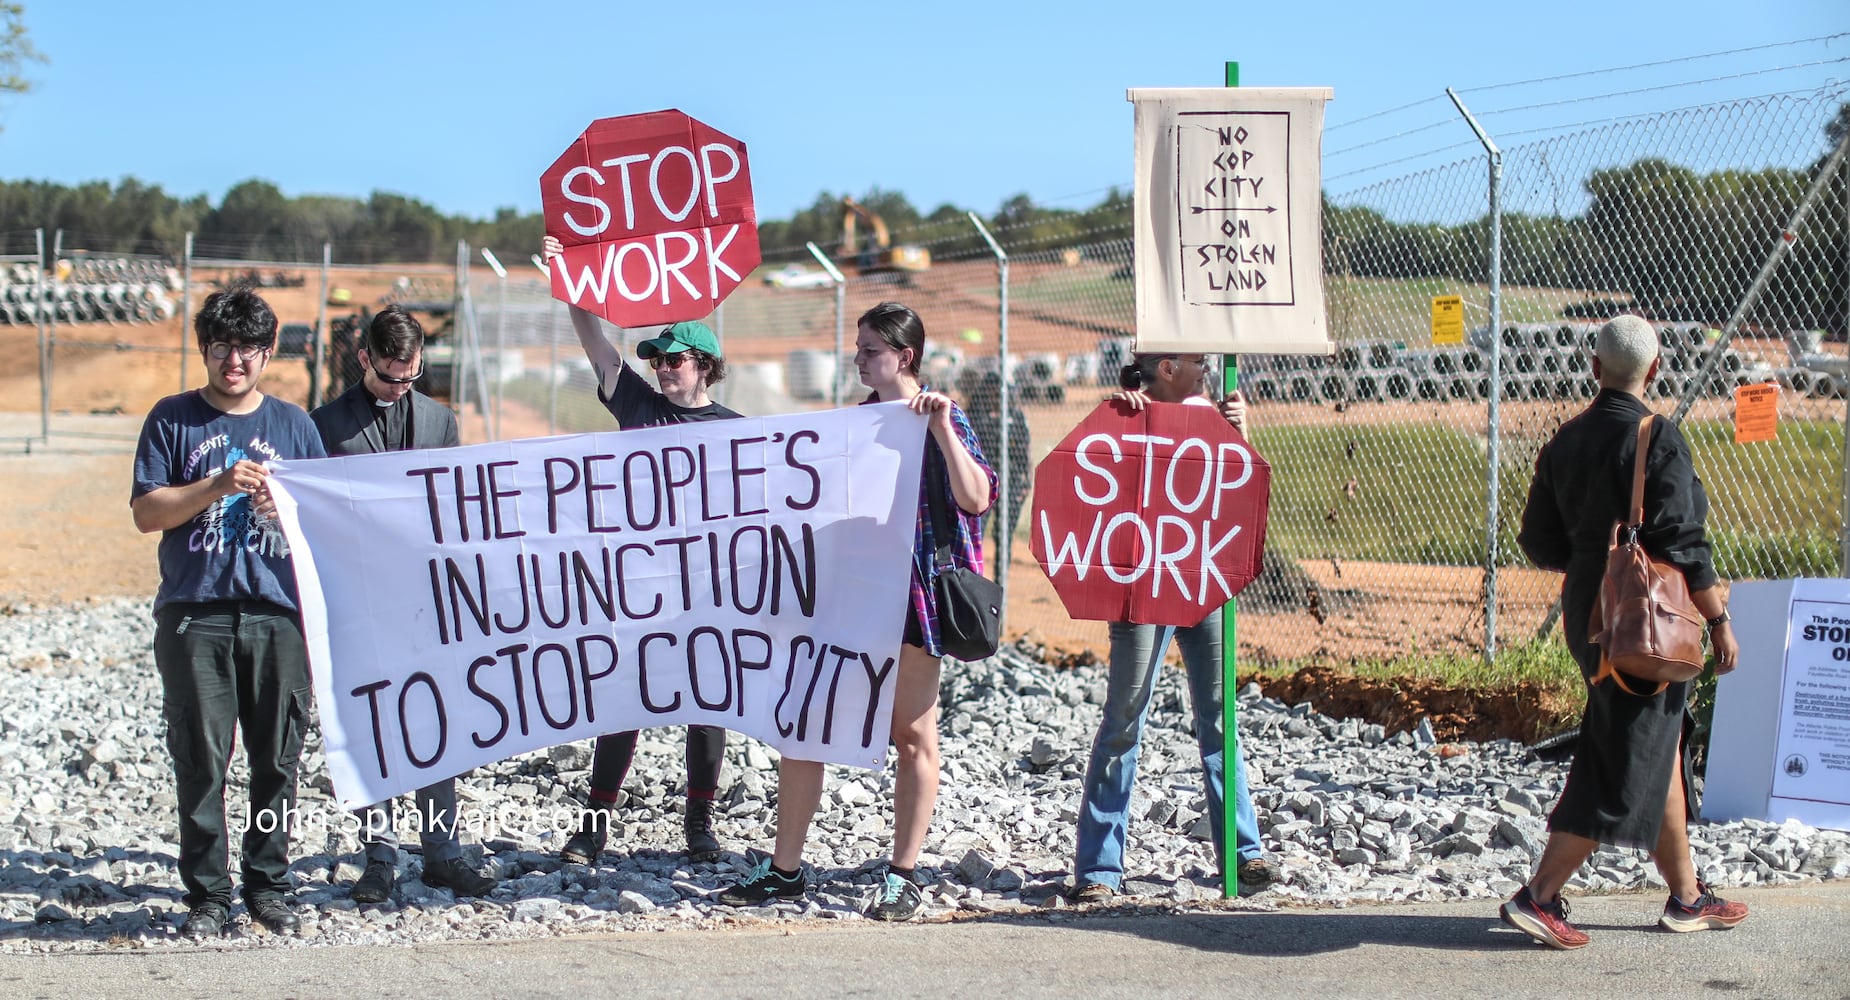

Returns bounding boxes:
[717,857,806,906]
[180,902,229,940]
[560,806,610,866]
[420,856,497,898]
[1236,856,1284,891]
[867,870,924,921]
[248,896,299,935]
[684,797,721,861]
[350,859,396,904]
[1069,880,1117,904]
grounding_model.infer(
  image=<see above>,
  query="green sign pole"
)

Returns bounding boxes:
[1221,58,1243,901]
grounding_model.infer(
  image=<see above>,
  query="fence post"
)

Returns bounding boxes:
[312,241,331,409]
[1669,128,1850,426]
[46,230,61,434]
[454,241,473,434]
[548,299,561,436]
[1843,160,1850,578]
[180,232,194,394]
[1449,88,1502,663]
[481,248,509,441]
[806,242,848,405]
[34,229,48,444]
[967,212,1012,629]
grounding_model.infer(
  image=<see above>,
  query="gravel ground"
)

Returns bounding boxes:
[2,597,1846,953]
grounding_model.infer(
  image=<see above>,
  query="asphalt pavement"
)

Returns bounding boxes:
[2,882,1845,999]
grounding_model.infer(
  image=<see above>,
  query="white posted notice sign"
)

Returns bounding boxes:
[1705,578,1850,831]
[269,404,924,809]
[1128,87,1334,356]
[1772,581,1850,817]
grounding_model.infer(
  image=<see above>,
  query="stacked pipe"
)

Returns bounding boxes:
[1239,319,1791,405]
[0,258,180,326]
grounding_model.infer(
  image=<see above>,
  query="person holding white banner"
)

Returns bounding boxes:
[130,286,326,939]
[310,306,499,904]
[720,301,996,921]
[542,235,738,865]
[1067,352,1281,904]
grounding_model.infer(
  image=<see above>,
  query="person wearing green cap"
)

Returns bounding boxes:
[541,236,741,865]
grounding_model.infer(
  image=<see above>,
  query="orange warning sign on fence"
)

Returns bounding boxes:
[1734,382,1779,443]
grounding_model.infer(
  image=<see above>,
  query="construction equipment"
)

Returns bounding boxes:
[841,196,930,275]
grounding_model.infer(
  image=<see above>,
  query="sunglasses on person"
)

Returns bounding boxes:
[367,356,424,385]
[649,352,703,371]
[206,341,268,361]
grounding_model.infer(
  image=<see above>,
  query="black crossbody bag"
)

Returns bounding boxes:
[921,439,1003,661]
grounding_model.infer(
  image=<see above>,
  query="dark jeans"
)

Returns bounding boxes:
[588,726,726,800]
[154,601,311,908]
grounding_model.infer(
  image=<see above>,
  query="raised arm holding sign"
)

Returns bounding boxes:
[541,233,746,866]
[537,109,764,866]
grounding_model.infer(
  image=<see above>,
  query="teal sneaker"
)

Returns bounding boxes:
[718,857,805,906]
[866,871,924,921]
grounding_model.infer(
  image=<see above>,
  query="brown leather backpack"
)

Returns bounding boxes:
[1586,415,1706,696]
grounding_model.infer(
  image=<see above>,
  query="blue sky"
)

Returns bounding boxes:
[3,1,1846,222]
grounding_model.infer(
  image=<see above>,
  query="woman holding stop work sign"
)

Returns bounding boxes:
[719,301,996,921]
[1068,352,1283,904]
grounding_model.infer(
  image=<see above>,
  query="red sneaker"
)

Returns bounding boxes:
[1501,885,1591,950]
[1660,881,1749,932]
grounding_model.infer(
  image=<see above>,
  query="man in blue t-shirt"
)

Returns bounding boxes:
[131,286,327,939]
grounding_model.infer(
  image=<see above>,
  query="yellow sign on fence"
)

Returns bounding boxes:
[1430,295,1464,345]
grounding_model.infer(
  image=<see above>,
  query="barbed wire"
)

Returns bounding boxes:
[1474,56,1850,121]
[1455,31,1850,95]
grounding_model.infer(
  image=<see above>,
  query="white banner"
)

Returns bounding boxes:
[269,403,925,808]
[1128,86,1334,356]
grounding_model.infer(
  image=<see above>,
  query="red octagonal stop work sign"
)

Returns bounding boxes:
[1031,399,1270,627]
[541,110,761,327]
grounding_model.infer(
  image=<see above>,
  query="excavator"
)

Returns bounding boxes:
[841,196,931,276]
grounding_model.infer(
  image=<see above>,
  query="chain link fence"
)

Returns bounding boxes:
[5,84,1846,669]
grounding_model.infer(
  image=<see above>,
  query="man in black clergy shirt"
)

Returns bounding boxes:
[310,304,499,904]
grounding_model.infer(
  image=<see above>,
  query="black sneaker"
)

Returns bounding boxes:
[247,896,299,935]
[717,857,806,906]
[866,871,924,921]
[684,797,721,861]
[180,901,229,940]
[350,859,396,904]
[420,856,497,898]
[560,806,610,866]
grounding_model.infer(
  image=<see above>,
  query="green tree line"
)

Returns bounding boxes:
[3,102,1844,332]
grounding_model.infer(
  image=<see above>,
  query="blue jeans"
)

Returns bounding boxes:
[1073,611,1262,889]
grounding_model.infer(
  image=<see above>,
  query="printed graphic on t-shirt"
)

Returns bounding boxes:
[189,439,291,559]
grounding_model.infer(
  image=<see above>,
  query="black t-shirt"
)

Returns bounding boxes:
[597,360,741,428]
